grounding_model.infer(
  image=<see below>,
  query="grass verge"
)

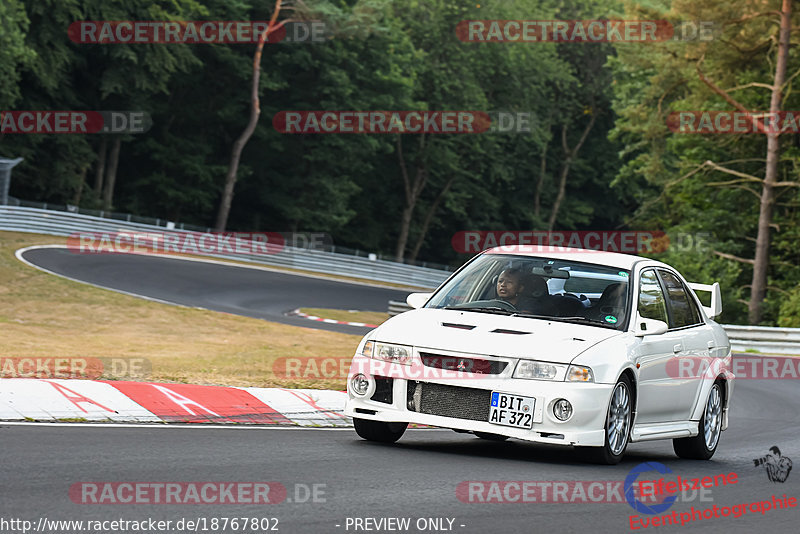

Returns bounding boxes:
[0,231,359,389]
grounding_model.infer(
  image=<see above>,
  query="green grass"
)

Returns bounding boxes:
[0,231,361,389]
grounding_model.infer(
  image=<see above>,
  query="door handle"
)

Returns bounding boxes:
[673,344,683,353]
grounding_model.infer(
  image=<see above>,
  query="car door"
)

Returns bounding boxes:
[656,269,711,421]
[633,268,689,424]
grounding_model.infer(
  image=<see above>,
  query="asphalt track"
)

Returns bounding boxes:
[9,245,800,532]
[19,246,410,335]
[1,376,798,534]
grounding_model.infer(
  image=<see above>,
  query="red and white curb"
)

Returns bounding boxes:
[0,379,350,427]
[288,309,379,329]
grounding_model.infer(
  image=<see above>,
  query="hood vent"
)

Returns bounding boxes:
[441,322,476,330]
[491,328,530,335]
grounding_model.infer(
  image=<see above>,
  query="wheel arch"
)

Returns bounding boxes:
[618,367,638,421]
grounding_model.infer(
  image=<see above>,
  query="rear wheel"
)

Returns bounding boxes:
[581,375,632,465]
[474,431,509,441]
[673,381,723,460]
[353,418,407,443]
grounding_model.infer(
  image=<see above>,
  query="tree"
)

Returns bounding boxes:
[214,0,288,232]
[0,0,35,110]
[610,0,800,324]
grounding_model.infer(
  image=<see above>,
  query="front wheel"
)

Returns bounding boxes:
[673,381,723,460]
[353,418,407,443]
[580,375,633,465]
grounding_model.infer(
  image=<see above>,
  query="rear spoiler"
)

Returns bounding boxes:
[688,282,722,320]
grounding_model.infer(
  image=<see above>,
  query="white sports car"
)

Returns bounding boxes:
[344,246,734,464]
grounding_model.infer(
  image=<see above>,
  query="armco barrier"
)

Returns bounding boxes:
[387,301,800,355]
[724,325,800,355]
[0,206,451,289]
[389,300,414,316]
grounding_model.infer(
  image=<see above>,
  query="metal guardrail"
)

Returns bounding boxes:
[387,301,800,355]
[388,300,414,316]
[0,206,452,288]
[9,199,451,270]
[724,325,800,355]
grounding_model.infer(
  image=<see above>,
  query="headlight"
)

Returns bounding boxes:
[351,374,370,396]
[361,340,374,358]
[514,360,568,381]
[368,342,412,365]
[553,399,573,421]
[567,365,594,382]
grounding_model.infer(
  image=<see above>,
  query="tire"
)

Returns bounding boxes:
[353,418,408,443]
[580,375,633,465]
[474,431,509,441]
[673,381,723,460]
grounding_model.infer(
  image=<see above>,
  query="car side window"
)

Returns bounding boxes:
[658,270,701,328]
[638,270,668,323]
[680,281,703,325]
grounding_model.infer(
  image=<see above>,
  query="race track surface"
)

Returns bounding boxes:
[2,376,798,533]
[20,247,409,334]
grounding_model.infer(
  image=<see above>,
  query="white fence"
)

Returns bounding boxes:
[387,301,800,355]
[0,206,451,288]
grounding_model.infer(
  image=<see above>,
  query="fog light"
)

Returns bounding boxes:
[351,374,370,396]
[553,399,573,421]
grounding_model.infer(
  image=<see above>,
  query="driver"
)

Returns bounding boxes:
[496,268,525,308]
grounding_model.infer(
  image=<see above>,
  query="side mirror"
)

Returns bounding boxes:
[406,292,432,309]
[634,317,668,337]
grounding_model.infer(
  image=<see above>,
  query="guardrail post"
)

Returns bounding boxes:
[0,157,24,205]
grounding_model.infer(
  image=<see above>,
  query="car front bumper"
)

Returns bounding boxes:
[344,354,614,447]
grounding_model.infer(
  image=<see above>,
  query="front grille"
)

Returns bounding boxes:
[407,382,491,421]
[370,377,393,404]
[419,352,507,375]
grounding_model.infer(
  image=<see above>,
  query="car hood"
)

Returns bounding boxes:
[369,308,622,363]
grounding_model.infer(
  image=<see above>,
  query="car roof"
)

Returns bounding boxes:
[482,245,670,271]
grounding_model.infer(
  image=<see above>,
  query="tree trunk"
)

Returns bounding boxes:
[534,126,550,219]
[102,136,121,211]
[215,0,285,232]
[548,138,571,231]
[748,0,792,324]
[93,136,107,201]
[72,165,88,206]
[395,204,415,262]
[394,134,428,262]
[548,112,596,231]
[408,175,455,262]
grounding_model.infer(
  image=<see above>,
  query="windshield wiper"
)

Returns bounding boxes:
[445,306,514,315]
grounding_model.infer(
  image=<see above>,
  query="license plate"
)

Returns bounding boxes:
[489,392,535,429]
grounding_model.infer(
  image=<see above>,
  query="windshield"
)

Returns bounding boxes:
[425,254,631,330]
